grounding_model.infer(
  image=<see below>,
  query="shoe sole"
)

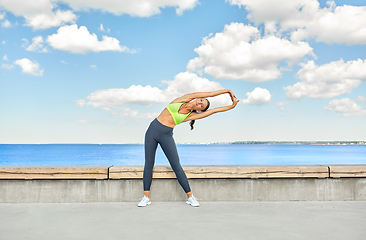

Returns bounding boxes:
[138,201,151,207]
[186,201,199,207]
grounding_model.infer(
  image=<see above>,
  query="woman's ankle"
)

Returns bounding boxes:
[144,191,150,198]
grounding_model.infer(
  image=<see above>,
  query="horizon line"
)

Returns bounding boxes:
[1,140,366,145]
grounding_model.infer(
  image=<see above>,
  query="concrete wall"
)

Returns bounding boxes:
[1,178,366,203]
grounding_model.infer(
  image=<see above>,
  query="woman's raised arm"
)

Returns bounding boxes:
[173,89,235,103]
[184,99,239,122]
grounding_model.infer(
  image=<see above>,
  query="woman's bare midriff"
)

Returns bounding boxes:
[156,108,176,128]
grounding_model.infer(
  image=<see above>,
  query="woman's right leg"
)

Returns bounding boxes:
[143,125,158,196]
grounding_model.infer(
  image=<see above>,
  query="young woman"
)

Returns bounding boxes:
[138,89,239,207]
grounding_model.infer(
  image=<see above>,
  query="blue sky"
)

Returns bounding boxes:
[1,0,366,144]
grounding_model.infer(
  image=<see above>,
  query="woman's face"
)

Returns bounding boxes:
[193,98,208,112]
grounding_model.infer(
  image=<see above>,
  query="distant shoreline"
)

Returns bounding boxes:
[230,141,366,145]
[181,141,366,145]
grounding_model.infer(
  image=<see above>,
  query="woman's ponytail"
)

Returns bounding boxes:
[190,120,195,130]
[190,110,197,130]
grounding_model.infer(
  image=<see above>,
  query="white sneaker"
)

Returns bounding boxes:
[186,195,200,207]
[138,195,151,207]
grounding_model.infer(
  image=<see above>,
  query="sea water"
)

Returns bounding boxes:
[0,144,365,166]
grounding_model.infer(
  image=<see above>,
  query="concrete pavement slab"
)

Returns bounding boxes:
[0,201,365,240]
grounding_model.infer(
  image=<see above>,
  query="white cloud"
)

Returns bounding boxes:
[25,9,76,30]
[3,55,8,61]
[357,96,366,102]
[47,24,135,54]
[228,0,366,45]
[82,72,226,106]
[290,4,366,44]
[60,0,199,17]
[0,0,76,30]
[284,59,366,99]
[76,71,231,118]
[90,64,97,69]
[14,58,44,76]
[0,12,12,28]
[228,0,320,25]
[23,36,48,52]
[242,87,271,105]
[187,22,313,82]
[83,85,166,107]
[162,72,225,101]
[325,98,366,117]
[0,0,197,30]
[99,23,105,31]
[1,19,11,28]
[0,0,55,17]
[2,40,6,44]
[73,120,88,124]
[60,60,68,64]
[1,63,14,69]
[99,23,110,32]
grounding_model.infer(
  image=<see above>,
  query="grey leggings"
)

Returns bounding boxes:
[143,118,191,193]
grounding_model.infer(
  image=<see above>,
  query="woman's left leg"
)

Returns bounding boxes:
[159,133,191,195]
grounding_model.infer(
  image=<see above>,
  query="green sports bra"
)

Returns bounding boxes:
[166,102,192,125]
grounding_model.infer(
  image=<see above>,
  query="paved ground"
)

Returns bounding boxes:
[0,201,365,240]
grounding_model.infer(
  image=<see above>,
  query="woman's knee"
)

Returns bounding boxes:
[171,164,184,175]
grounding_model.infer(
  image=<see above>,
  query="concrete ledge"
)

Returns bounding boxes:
[3,165,366,180]
[330,165,366,178]
[0,166,109,179]
[1,165,366,202]
[110,165,330,179]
